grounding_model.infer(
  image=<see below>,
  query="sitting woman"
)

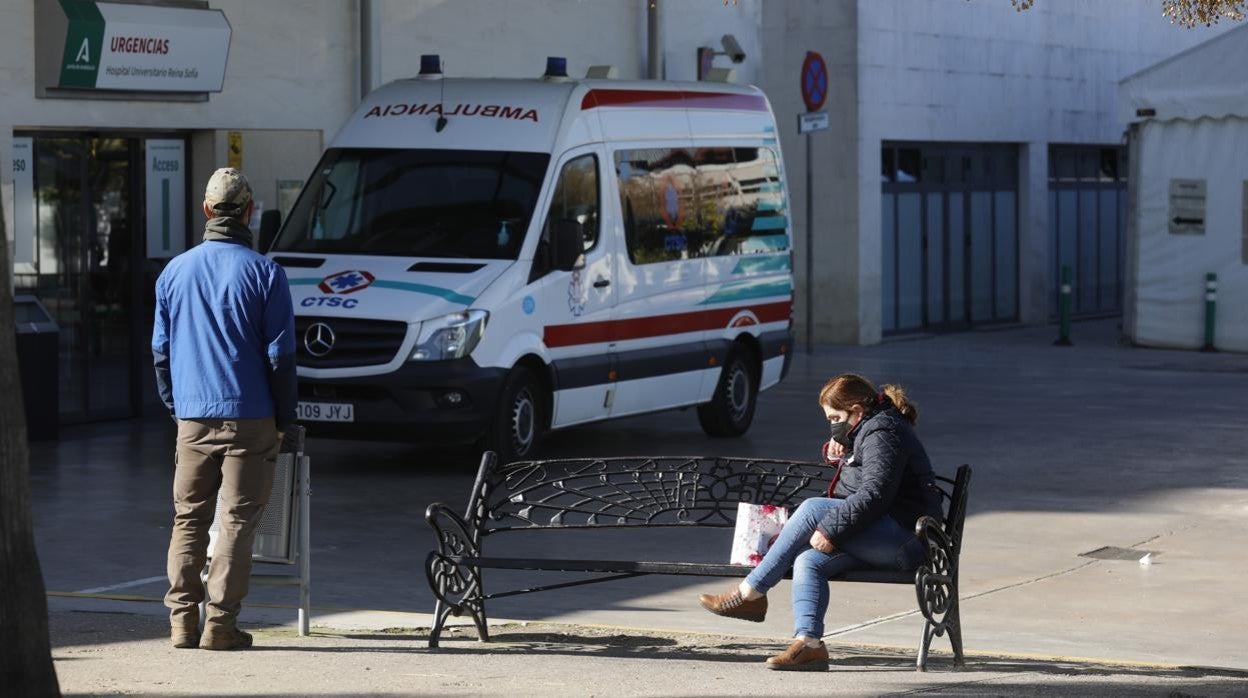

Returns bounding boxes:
[699,373,944,671]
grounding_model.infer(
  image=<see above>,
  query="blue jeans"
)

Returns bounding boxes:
[744,497,925,638]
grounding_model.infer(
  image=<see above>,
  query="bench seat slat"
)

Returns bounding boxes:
[454,556,912,584]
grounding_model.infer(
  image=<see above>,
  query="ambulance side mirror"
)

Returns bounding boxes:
[552,219,586,271]
[258,209,282,252]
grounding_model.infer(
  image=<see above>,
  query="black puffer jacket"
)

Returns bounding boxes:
[818,402,944,545]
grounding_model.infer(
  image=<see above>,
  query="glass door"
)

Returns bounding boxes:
[23,134,148,422]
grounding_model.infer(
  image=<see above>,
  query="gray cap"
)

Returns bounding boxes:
[204,167,252,215]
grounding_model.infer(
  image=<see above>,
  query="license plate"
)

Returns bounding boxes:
[297,401,354,422]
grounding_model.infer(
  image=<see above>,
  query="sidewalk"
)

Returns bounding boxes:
[34,319,1248,694]
[47,602,1248,697]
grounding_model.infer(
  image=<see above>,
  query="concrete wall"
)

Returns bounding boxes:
[373,0,762,87]
[849,0,1231,344]
[760,0,859,345]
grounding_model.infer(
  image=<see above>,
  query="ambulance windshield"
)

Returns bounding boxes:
[274,148,550,259]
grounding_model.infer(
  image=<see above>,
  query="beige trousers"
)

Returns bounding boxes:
[165,418,278,633]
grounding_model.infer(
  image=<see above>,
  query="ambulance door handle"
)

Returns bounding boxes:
[593,278,610,288]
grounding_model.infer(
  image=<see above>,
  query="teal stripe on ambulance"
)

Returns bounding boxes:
[732,255,790,275]
[699,277,792,305]
[371,280,475,305]
[286,278,475,305]
[751,215,787,231]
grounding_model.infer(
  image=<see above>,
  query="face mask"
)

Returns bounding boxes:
[829,419,854,449]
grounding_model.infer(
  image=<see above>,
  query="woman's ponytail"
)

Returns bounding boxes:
[881,384,918,426]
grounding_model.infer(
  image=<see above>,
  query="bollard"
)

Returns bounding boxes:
[1054,265,1073,346]
[1202,272,1217,352]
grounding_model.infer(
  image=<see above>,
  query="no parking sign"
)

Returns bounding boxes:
[801,51,828,112]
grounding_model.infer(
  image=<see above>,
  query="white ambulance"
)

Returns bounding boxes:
[270,57,794,462]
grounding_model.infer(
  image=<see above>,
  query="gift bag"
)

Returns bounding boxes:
[730,503,789,566]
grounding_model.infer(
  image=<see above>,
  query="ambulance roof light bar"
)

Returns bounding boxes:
[418,54,443,80]
[543,56,571,82]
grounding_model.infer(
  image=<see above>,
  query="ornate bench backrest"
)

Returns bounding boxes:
[942,465,973,556]
[464,454,836,536]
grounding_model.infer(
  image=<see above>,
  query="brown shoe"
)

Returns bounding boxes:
[766,639,830,671]
[171,627,198,649]
[199,627,253,651]
[698,589,767,623]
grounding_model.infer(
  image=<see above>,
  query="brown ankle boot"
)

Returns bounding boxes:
[766,638,830,671]
[199,627,254,651]
[698,589,767,622]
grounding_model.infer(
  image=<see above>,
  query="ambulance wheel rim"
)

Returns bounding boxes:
[727,364,750,423]
[510,388,536,455]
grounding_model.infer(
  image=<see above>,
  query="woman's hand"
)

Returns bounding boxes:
[822,440,846,462]
[809,529,835,554]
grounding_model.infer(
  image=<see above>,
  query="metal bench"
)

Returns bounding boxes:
[425,454,971,671]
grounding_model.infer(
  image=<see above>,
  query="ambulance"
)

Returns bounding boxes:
[269,56,794,462]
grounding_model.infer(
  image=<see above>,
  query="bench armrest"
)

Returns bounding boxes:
[913,515,958,635]
[424,502,484,619]
[425,502,480,559]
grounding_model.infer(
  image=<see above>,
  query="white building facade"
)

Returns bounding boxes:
[0,0,1230,424]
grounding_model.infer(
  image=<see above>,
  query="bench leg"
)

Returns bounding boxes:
[916,620,936,672]
[947,602,966,669]
[428,599,453,649]
[467,596,490,643]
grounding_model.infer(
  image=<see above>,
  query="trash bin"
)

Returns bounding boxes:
[13,295,59,441]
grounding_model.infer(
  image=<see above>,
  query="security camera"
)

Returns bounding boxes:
[721,34,746,64]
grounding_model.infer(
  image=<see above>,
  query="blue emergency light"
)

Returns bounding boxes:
[420,54,442,76]
[544,57,568,78]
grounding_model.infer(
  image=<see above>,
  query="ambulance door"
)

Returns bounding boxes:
[528,147,618,428]
[607,144,709,418]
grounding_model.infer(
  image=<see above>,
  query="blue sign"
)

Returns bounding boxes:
[522,296,536,315]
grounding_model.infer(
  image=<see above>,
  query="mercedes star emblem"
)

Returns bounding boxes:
[304,322,336,358]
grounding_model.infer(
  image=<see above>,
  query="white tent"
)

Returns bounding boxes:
[1120,23,1248,352]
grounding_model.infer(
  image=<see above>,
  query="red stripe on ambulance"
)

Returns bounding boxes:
[544,301,791,348]
[580,89,769,112]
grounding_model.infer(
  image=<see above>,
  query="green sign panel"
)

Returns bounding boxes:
[58,0,105,88]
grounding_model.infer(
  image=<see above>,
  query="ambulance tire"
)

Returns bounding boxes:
[697,345,758,438]
[484,365,547,464]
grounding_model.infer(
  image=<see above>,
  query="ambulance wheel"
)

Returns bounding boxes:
[484,366,546,464]
[697,346,758,438]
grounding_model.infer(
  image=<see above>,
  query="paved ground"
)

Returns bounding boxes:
[31,319,1248,695]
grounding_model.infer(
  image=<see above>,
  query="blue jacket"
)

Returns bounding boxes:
[152,223,297,430]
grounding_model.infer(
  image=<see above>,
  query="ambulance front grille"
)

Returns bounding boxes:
[295,317,408,369]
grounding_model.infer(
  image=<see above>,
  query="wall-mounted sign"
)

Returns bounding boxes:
[145,139,186,259]
[1168,178,1206,235]
[38,0,231,95]
[11,137,36,266]
[227,131,243,169]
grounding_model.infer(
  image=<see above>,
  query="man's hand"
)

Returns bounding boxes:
[276,431,286,450]
[810,529,835,554]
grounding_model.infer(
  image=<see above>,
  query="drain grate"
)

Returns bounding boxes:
[1079,546,1159,561]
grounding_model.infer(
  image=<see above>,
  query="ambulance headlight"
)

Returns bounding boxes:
[408,310,488,361]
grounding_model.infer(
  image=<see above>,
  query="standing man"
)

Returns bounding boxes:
[152,168,297,650]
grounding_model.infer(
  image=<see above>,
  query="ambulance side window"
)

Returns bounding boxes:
[702,147,789,256]
[615,148,698,265]
[531,154,599,281]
